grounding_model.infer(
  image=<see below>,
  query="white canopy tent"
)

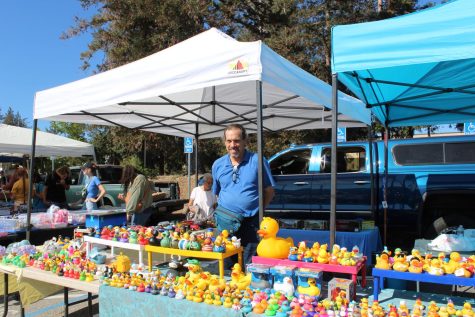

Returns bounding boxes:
[0,124,95,158]
[31,28,370,241]
[34,28,370,136]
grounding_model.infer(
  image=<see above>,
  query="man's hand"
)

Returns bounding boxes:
[117,193,124,201]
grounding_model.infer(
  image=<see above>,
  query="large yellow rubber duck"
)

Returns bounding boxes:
[229,263,251,290]
[256,217,293,259]
[375,253,391,270]
[462,303,473,317]
[297,277,321,297]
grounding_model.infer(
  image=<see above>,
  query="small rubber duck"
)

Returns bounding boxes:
[393,252,409,272]
[213,235,226,253]
[317,244,330,264]
[203,292,213,305]
[273,276,295,297]
[443,252,461,274]
[428,258,444,276]
[408,258,424,273]
[461,302,473,317]
[230,263,251,290]
[375,252,391,270]
[223,296,233,308]
[288,246,299,261]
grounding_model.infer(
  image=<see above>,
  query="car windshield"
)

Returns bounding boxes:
[98,166,122,184]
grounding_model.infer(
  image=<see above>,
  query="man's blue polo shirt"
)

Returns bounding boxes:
[212,150,275,217]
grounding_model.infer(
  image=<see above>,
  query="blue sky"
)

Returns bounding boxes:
[0,1,98,130]
[0,0,454,133]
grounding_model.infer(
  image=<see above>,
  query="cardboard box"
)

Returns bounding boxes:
[295,268,322,298]
[361,220,375,230]
[246,263,273,290]
[328,277,354,302]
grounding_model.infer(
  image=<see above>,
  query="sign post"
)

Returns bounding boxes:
[184,137,193,197]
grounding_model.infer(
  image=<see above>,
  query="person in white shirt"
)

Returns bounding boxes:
[186,173,217,222]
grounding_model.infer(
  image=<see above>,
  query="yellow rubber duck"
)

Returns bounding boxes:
[297,277,320,296]
[439,307,449,317]
[204,292,213,305]
[185,259,203,284]
[229,263,251,290]
[208,275,226,294]
[213,294,222,306]
[443,252,461,274]
[447,300,456,316]
[393,253,409,272]
[462,302,474,317]
[340,251,357,266]
[317,244,330,264]
[220,230,236,251]
[223,296,233,308]
[375,253,391,270]
[455,262,474,278]
[256,217,293,259]
[408,258,424,273]
[411,248,423,261]
[423,254,433,272]
[428,258,444,276]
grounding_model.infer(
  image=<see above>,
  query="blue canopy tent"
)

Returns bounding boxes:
[330,0,475,243]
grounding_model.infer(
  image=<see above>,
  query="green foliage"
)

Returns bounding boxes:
[47,122,88,141]
[1,106,29,127]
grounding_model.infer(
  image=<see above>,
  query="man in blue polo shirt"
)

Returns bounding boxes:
[212,123,275,265]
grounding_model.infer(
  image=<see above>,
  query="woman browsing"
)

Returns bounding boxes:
[82,162,106,211]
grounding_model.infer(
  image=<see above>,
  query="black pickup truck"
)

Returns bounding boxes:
[67,165,187,212]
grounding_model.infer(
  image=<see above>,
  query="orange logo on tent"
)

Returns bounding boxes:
[228,59,249,74]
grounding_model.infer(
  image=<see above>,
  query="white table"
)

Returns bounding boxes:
[83,236,145,267]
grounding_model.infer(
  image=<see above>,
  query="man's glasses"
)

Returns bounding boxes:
[232,165,239,183]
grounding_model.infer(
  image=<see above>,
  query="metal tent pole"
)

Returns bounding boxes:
[330,74,339,247]
[383,128,389,246]
[26,119,38,241]
[256,80,264,223]
[195,123,199,186]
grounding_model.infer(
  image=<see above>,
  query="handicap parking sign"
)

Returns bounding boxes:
[464,122,475,135]
[337,127,346,142]
[184,137,193,153]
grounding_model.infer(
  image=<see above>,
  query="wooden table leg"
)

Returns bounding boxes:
[352,273,357,300]
[148,252,152,272]
[3,273,8,317]
[361,263,367,287]
[219,259,224,279]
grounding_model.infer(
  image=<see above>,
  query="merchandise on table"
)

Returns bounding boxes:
[246,263,271,290]
[328,278,354,303]
[295,268,322,298]
[257,217,294,259]
[374,247,475,277]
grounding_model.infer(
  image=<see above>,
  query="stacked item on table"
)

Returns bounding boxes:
[257,217,363,266]
[87,223,240,254]
[0,236,98,282]
[375,247,475,277]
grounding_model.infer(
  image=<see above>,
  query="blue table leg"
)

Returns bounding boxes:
[380,276,384,290]
[373,276,380,301]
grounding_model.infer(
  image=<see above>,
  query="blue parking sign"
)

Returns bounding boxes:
[464,122,475,135]
[184,137,193,153]
[337,127,346,142]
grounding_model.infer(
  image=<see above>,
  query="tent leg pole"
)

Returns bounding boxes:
[195,124,199,186]
[330,74,339,248]
[256,80,264,224]
[26,119,38,242]
[383,128,389,246]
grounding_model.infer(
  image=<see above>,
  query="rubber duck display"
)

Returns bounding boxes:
[340,251,357,266]
[408,258,423,273]
[462,302,474,317]
[257,217,294,259]
[443,252,461,274]
[230,263,251,290]
[288,247,299,261]
[297,277,320,297]
[273,276,295,297]
[375,251,391,270]
[213,235,226,253]
[393,252,409,272]
[317,244,330,264]
[428,258,444,276]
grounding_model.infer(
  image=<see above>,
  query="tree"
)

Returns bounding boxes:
[63,0,426,172]
[2,106,29,127]
[47,122,88,141]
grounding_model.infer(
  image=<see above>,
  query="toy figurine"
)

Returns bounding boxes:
[230,263,252,290]
[288,247,299,261]
[317,244,330,264]
[257,217,294,259]
[392,252,409,272]
[160,231,171,248]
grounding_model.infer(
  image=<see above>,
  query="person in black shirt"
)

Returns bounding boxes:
[44,166,71,209]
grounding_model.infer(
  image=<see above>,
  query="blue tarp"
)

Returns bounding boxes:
[331,0,475,127]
